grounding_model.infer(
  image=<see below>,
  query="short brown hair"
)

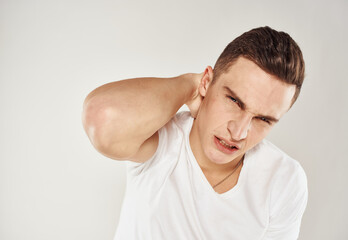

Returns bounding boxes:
[213,26,305,106]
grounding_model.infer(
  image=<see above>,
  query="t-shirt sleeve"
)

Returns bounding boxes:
[262,162,308,240]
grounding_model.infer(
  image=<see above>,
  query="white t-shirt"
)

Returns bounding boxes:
[114,111,308,240]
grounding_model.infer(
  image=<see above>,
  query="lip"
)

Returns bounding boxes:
[214,136,240,155]
[215,136,241,149]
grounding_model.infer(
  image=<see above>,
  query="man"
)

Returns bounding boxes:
[82,26,308,239]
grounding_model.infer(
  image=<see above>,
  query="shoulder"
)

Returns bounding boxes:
[247,139,308,202]
[159,111,193,138]
[257,140,308,222]
[251,139,306,178]
[250,140,308,233]
[171,111,192,128]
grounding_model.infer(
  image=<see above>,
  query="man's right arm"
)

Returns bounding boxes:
[81,73,202,163]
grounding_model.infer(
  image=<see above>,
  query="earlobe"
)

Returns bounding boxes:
[199,66,214,97]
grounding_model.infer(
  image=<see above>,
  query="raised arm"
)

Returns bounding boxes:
[81,73,203,162]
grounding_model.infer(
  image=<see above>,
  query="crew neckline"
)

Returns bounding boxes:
[183,114,250,199]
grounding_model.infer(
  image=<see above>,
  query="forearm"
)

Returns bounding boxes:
[82,74,195,158]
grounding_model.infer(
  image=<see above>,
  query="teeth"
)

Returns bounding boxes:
[219,139,236,149]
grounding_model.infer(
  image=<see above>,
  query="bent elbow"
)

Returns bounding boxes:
[81,96,139,160]
[82,95,111,143]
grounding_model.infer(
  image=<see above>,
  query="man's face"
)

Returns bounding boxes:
[190,57,296,169]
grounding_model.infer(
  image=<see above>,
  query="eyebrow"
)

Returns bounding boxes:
[223,86,280,123]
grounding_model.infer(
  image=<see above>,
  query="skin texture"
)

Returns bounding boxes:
[189,57,296,179]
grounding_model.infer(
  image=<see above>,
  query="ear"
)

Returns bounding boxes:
[199,66,214,97]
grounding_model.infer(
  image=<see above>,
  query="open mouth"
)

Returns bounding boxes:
[215,136,239,151]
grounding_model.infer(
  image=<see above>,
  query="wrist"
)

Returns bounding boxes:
[178,73,199,104]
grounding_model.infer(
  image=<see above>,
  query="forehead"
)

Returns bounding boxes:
[213,57,295,118]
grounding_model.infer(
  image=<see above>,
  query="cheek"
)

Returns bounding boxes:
[199,95,220,122]
[204,95,232,119]
[247,125,272,144]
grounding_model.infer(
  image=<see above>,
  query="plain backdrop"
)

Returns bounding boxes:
[1,0,347,239]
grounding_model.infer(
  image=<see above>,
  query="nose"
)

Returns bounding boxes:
[227,112,252,141]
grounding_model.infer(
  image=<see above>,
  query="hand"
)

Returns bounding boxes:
[185,72,204,118]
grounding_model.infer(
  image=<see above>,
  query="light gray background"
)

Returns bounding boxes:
[1,0,347,239]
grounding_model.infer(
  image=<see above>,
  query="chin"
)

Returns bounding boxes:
[212,149,245,165]
[213,160,231,165]
[206,150,234,165]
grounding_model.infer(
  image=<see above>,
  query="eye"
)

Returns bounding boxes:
[258,117,271,124]
[227,96,240,106]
